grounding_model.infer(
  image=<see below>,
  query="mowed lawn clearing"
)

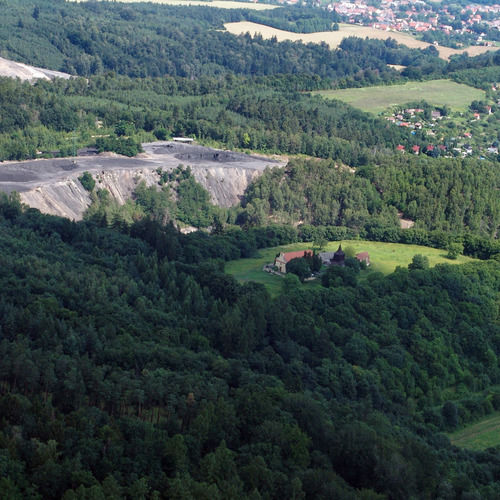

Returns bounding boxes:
[225,240,475,295]
[314,80,485,114]
[449,413,500,450]
[223,22,499,60]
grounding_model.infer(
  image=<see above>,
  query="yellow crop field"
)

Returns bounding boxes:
[68,0,277,9]
[224,21,499,60]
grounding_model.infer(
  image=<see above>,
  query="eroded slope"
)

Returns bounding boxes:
[0,142,285,219]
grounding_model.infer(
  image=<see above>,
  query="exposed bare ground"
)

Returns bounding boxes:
[0,142,285,219]
[224,21,499,60]
[0,56,71,81]
[398,212,415,229]
[387,64,406,71]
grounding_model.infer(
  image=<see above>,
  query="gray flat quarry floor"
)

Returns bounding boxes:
[0,141,283,193]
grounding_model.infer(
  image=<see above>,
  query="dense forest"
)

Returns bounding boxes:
[1,196,500,499]
[240,157,500,236]
[2,0,441,80]
[0,74,415,164]
[3,0,498,84]
[1,1,500,498]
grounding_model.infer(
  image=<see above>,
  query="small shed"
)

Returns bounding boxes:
[172,137,194,143]
[356,252,370,266]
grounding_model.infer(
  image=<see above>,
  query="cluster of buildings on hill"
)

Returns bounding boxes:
[321,0,500,43]
[387,104,500,158]
[274,245,370,274]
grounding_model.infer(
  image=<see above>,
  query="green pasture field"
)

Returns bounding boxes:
[224,240,475,296]
[313,80,485,114]
[449,413,500,450]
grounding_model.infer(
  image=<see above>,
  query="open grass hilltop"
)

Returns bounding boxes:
[313,80,485,114]
[225,240,475,295]
[224,21,500,60]
[449,412,500,451]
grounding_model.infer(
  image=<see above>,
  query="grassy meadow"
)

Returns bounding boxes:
[224,240,475,296]
[313,80,485,114]
[223,21,499,60]
[449,413,500,450]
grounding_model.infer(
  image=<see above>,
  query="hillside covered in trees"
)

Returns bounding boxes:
[241,157,500,236]
[1,196,500,499]
[1,1,500,498]
[2,0,444,80]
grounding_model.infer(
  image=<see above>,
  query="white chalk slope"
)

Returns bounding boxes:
[0,56,71,81]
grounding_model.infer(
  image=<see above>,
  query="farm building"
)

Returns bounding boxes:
[319,245,346,267]
[274,250,312,273]
[319,252,335,266]
[332,245,346,266]
[319,247,370,267]
[356,252,370,266]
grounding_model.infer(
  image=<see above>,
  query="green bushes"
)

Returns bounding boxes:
[78,171,95,192]
[95,136,142,157]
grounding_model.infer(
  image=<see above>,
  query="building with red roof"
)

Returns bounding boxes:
[356,252,371,266]
[274,250,312,273]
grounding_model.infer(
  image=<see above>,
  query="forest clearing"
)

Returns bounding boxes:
[449,413,500,450]
[314,80,485,114]
[225,240,475,295]
[224,21,500,60]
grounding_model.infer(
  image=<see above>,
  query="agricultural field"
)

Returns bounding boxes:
[313,80,485,114]
[224,240,475,295]
[224,21,499,60]
[449,413,500,450]
[69,0,277,9]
